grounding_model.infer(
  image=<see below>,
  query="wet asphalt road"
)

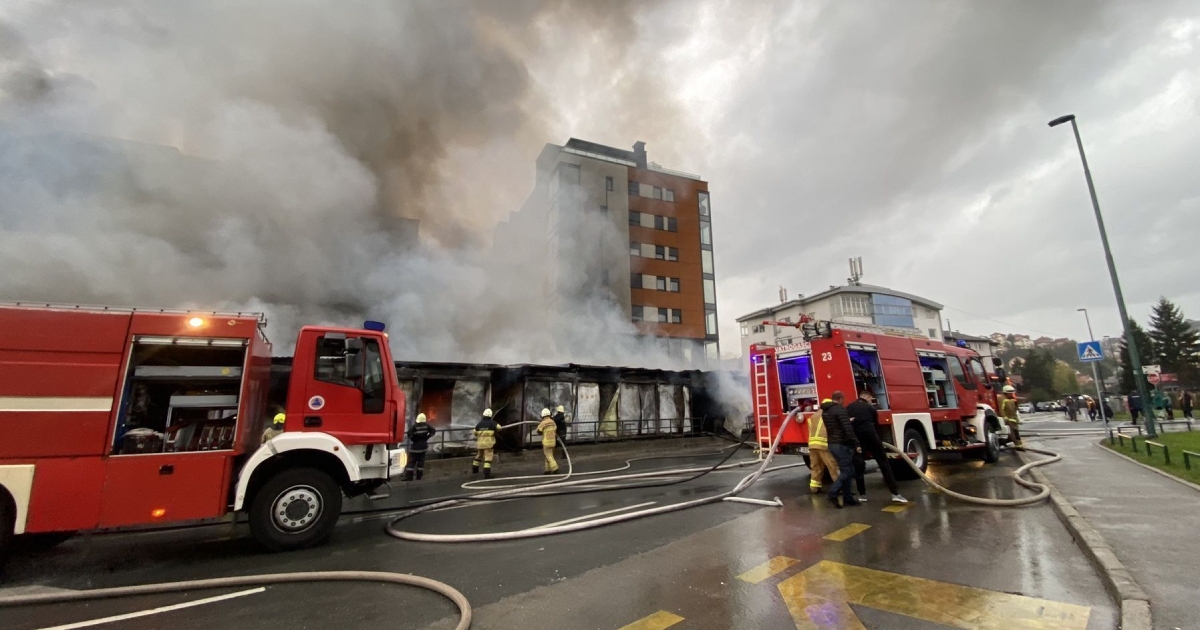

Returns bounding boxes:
[3,416,1117,629]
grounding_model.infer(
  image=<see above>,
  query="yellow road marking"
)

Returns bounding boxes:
[737,556,801,584]
[778,560,1091,630]
[616,610,684,630]
[823,523,871,541]
[881,503,912,513]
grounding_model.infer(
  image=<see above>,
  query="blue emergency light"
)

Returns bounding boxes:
[363,320,386,332]
[956,339,968,348]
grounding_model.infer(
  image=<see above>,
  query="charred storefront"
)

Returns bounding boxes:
[271,359,731,457]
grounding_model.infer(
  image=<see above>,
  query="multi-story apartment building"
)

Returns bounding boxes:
[498,138,718,365]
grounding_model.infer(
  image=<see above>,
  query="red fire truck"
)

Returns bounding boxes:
[0,303,408,559]
[750,321,1008,477]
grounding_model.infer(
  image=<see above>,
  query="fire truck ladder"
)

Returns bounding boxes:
[752,357,773,461]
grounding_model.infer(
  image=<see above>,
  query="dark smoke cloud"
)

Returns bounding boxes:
[0,0,692,366]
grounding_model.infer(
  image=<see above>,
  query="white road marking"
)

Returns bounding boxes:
[530,502,656,530]
[32,587,265,630]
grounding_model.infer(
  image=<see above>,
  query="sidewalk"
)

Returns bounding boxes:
[1030,435,1200,630]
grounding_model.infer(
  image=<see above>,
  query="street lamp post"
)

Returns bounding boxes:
[1050,114,1157,436]
[1078,308,1107,427]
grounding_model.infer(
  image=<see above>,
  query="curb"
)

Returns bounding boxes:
[1096,440,1200,493]
[1018,451,1152,630]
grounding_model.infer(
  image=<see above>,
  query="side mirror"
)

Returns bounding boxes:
[995,367,1007,381]
[991,357,1002,367]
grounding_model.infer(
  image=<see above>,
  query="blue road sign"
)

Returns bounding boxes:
[1077,340,1104,362]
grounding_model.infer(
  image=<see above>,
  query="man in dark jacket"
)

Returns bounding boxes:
[404,413,436,481]
[847,390,907,504]
[822,391,861,508]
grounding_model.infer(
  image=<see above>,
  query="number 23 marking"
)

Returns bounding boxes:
[820,352,833,361]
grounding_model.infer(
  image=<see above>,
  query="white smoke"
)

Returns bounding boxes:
[0,1,703,369]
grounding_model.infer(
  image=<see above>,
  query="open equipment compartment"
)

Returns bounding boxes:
[112,336,248,455]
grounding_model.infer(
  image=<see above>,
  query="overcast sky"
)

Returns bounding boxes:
[3,0,1199,361]
[569,0,1200,352]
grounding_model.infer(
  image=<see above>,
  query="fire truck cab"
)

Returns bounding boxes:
[0,303,408,559]
[750,321,1006,477]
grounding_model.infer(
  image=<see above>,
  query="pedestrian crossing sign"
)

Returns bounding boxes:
[1077,340,1103,362]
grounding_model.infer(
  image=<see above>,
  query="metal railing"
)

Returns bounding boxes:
[419,417,711,458]
[1110,421,1195,470]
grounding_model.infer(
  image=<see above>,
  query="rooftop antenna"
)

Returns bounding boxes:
[779,286,788,303]
[848,256,864,286]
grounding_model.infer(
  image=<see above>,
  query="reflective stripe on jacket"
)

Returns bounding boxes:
[808,411,829,450]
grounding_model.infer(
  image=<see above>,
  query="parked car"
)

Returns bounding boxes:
[1018,403,1034,413]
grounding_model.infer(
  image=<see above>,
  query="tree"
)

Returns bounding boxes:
[1118,319,1155,394]
[1053,362,1081,396]
[1020,349,1056,399]
[1148,297,1200,385]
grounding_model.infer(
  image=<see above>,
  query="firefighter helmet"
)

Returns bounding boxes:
[1002,385,1016,394]
[416,413,427,423]
[541,408,552,417]
[483,408,493,418]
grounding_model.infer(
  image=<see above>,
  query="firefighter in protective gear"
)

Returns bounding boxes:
[404,413,436,481]
[806,400,839,494]
[473,408,498,478]
[537,408,559,474]
[1000,385,1022,447]
[262,411,285,442]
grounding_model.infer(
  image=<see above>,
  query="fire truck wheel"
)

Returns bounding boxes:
[982,422,1001,464]
[892,428,928,480]
[249,468,343,552]
[0,493,14,564]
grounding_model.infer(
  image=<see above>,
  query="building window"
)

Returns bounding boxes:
[669,278,680,292]
[655,245,666,260]
[654,215,665,230]
[840,294,872,318]
[668,247,679,262]
[632,306,643,321]
[740,323,749,337]
[929,329,938,339]
[606,176,614,192]
[664,189,675,202]
[628,180,639,195]
[631,273,641,289]
[703,278,716,305]
[629,211,640,226]
[671,309,682,324]
[667,217,678,232]
[630,242,641,256]
[653,186,663,200]
[706,312,717,335]
[700,220,712,245]
[698,191,710,217]
[656,276,667,291]
[705,341,719,361]
[658,307,669,323]
[701,250,714,274]
[752,324,766,334]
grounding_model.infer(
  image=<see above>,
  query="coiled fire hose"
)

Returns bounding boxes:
[385,410,804,543]
[0,571,472,630]
[883,442,1060,506]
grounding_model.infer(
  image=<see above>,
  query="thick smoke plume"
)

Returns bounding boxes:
[0,1,701,369]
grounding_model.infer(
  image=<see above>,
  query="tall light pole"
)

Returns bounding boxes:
[1078,308,1107,426]
[1050,114,1157,436]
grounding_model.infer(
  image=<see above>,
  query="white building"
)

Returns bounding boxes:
[944,331,1000,374]
[736,283,945,360]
